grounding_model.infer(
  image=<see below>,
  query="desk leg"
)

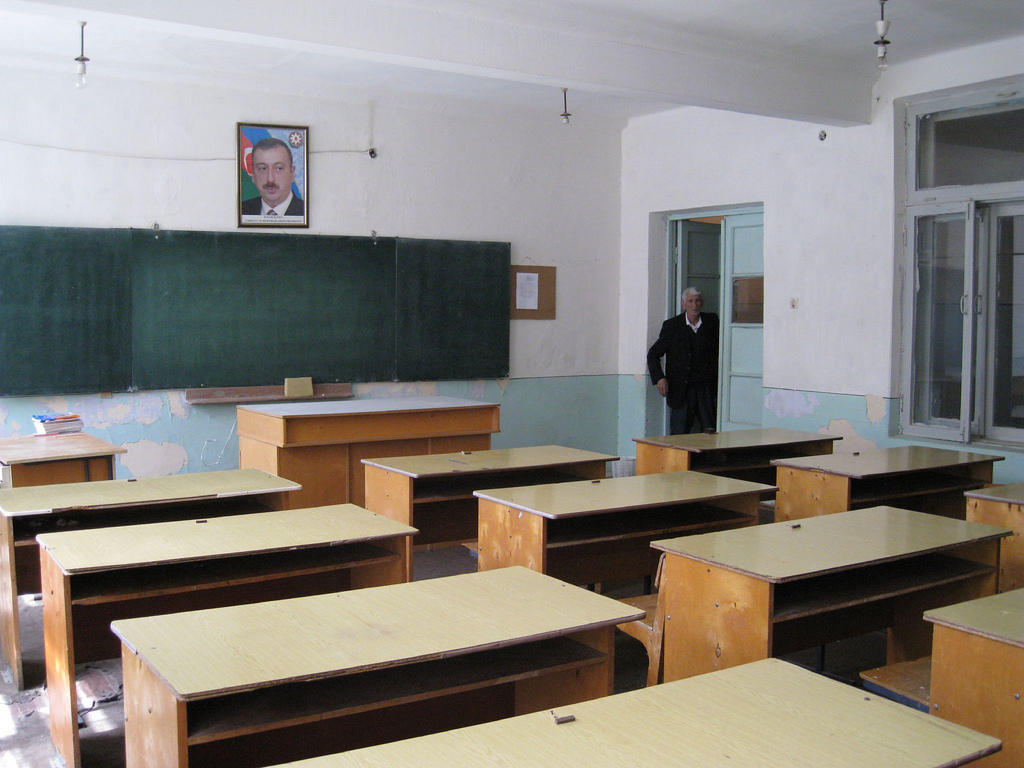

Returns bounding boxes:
[41,552,80,768]
[660,554,771,682]
[350,534,410,589]
[774,469,850,522]
[363,467,414,582]
[123,644,188,768]
[0,515,22,689]
[931,626,1024,768]
[635,443,691,476]
[513,626,614,714]
[968,498,1024,593]
[477,500,546,574]
[889,541,999,664]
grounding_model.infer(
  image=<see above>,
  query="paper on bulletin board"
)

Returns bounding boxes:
[509,266,555,319]
[516,272,539,310]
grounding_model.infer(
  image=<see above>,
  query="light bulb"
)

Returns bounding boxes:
[75,61,87,88]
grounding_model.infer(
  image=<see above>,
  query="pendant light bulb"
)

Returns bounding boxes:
[560,87,571,125]
[74,21,90,89]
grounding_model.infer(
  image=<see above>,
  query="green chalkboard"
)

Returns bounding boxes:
[0,226,509,395]
[0,227,132,396]
[131,230,396,389]
[396,239,510,380]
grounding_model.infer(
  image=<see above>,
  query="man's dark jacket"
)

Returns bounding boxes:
[646,313,719,410]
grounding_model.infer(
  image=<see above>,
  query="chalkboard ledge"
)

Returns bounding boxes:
[185,383,353,405]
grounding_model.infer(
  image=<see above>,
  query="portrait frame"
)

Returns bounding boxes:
[237,122,309,228]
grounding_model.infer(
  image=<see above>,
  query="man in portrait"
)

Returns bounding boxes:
[241,137,305,217]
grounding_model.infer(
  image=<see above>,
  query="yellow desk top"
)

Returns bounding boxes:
[771,445,1002,478]
[268,659,1000,768]
[965,482,1024,505]
[361,445,616,478]
[0,468,299,517]
[111,566,642,700]
[37,505,415,575]
[652,506,1011,583]
[926,588,1024,649]
[238,396,497,418]
[0,433,126,465]
[474,471,773,520]
[633,428,839,453]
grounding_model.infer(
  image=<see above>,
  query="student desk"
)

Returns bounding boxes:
[363,445,615,579]
[238,397,501,510]
[0,433,124,489]
[0,468,298,690]
[264,659,1000,768]
[927,589,1024,768]
[38,505,415,768]
[475,471,772,586]
[633,427,838,485]
[112,566,641,768]
[965,484,1024,592]
[772,446,1001,522]
[652,506,1010,682]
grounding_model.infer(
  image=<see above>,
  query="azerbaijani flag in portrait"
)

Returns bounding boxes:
[239,124,306,203]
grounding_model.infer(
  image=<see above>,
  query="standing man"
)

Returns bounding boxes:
[647,286,720,434]
[241,137,305,217]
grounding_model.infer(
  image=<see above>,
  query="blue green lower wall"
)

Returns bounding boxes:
[0,376,621,478]
[3,379,1021,483]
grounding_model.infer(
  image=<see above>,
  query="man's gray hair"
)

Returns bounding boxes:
[682,286,702,298]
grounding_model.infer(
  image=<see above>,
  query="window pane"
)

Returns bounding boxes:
[912,215,965,425]
[917,100,1024,189]
[732,276,763,324]
[990,213,1024,429]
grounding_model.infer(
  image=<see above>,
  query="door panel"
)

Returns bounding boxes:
[720,213,764,431]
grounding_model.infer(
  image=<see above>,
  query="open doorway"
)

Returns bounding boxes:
[666,209,764,433]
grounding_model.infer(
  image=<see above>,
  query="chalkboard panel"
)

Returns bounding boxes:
[131,230,397,389]
[0,226,509,395]
[0,227,131,396]
[396,239,510,380]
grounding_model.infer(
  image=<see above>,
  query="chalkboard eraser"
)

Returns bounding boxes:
[284,377,314,398]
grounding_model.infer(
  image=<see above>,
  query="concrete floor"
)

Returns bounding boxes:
[0,546,886,768]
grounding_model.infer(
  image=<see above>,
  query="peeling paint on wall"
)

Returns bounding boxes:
[121,439,188,477]
[168,391,190,419]
[821,419,877,453]
[865,394,886,424]
[765,389,820,418]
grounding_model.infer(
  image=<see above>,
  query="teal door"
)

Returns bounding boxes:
[718,213,764,431]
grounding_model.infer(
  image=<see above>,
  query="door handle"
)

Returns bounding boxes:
[960,295,968,315]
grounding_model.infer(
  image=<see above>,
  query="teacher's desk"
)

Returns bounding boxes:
[238,397,500,509]
[0,433,124,489]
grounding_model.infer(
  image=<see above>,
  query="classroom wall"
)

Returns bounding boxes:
[1,65,624,474]
[617,34,1024,481]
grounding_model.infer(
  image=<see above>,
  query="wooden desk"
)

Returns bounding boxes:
[633,428,838,485]
[653,506,1010,682]
[239,397,500,509]
[113,567,641,768]
[363,445,615,579]
[927,589,1024,768]
[0,433,124,489]
[475,471,772,586]
[39,505,415,768]
[264,658,1000,768]
[0,468,298,690]
[773,446,1001,521]
[965,484,1024,592]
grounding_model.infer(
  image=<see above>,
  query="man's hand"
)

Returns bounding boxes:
[656,378,668,397]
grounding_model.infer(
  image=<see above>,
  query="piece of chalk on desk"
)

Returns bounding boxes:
[284,376,314,398]
[551,711,575,725]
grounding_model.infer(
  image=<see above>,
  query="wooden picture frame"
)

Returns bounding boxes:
[237,123,309,228]
[510,265,556,319]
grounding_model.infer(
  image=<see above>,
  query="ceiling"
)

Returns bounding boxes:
[2,0,1023,124]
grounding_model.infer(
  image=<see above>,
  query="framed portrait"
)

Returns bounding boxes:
[237,122,309,228]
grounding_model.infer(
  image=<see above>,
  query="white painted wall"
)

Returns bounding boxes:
[2,66,623,380]
[619,33,1024,401]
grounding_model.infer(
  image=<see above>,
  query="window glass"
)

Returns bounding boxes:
[991,213,1024,429]
[917,100,1024,189]
[731,276,763,324]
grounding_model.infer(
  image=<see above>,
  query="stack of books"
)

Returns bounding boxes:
[32,413,84,435]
